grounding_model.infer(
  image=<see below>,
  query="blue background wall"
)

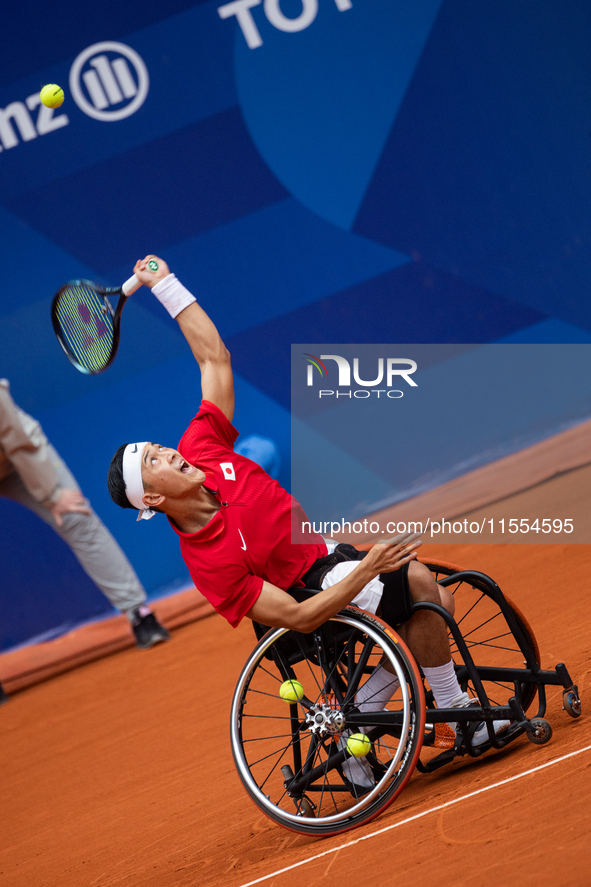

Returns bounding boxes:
[1,0,591,649]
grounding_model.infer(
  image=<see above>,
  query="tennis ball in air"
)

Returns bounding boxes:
[40,84,64,108]
[279,680,304,702]
[346,733,371,758]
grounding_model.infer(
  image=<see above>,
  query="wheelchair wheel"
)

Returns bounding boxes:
[421,559,541,713]
[230,608,425,836]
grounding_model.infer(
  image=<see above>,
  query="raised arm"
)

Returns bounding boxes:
[133,255,235,422]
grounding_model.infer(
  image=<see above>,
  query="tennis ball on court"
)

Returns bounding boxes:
[346,733,371,758]
[279,680,304,702]
[40,84,64,108]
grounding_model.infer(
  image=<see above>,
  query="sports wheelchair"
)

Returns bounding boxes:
[229,559,581,837]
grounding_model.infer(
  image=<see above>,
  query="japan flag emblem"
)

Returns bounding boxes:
[220,462,236,481]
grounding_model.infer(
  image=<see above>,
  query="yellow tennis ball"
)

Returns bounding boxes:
[40,84,64,109]
[346,733,371,758]
[279,680,304,702]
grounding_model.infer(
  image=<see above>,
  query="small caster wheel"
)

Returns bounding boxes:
[563,689,581,719]
[298,797,315,818]
[525,718,553,745]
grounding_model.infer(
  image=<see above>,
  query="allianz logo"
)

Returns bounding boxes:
[0,41,148,154]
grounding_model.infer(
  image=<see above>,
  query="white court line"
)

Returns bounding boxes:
[238,743,591,887]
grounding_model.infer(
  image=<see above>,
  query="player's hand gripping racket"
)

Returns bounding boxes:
[51,260,158,374]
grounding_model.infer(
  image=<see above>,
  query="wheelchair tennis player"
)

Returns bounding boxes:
[107,255,509,792]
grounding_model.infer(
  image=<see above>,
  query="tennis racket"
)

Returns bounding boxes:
[51,268,149,374]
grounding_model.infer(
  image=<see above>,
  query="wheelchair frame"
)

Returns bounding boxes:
[230,561,581,836]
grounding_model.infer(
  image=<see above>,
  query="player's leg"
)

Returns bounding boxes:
[397,560,451,666]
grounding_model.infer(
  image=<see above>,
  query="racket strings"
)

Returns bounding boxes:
[54,284,115,373]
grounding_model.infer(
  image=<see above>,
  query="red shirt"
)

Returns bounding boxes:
[171,401,327,627]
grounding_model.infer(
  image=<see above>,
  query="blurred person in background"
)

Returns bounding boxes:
[0,378,170,703]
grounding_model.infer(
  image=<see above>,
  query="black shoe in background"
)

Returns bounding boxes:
[131,610,171,649]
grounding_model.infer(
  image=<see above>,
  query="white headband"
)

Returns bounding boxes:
[122,442,156,521]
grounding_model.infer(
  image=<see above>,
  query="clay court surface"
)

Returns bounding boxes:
[1,541,589,887]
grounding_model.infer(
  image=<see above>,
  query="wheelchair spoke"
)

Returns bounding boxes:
[257,730,313,795]
[453,591,486,626]
[459,612,507,639]
[246,687,302,702]
[462,638,523,654]
[243,731,301,744]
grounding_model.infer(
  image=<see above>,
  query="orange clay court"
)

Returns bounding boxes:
[0,450,589,886]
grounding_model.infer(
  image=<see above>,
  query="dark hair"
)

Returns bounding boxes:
[107,443,137,510]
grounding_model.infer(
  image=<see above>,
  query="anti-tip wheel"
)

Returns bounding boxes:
[562,689,582,719]
[525,718,553,745]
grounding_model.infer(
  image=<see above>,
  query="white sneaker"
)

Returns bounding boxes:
[449,692,511,747]
[337,731,375,791]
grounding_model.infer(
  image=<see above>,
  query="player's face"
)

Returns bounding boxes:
[140,443,206,496]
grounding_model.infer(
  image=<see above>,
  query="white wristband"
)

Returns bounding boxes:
[152,273,197,319]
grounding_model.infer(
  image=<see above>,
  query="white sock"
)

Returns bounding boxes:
[422,660,462,709]
[355,664,399,712]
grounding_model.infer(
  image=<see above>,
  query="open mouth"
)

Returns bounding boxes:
[180,458,192,474]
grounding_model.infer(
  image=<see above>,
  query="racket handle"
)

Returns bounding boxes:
[122,274,141,297]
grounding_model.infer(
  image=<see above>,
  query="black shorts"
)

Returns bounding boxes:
[378,561,413,627]
[300,543,414,627]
